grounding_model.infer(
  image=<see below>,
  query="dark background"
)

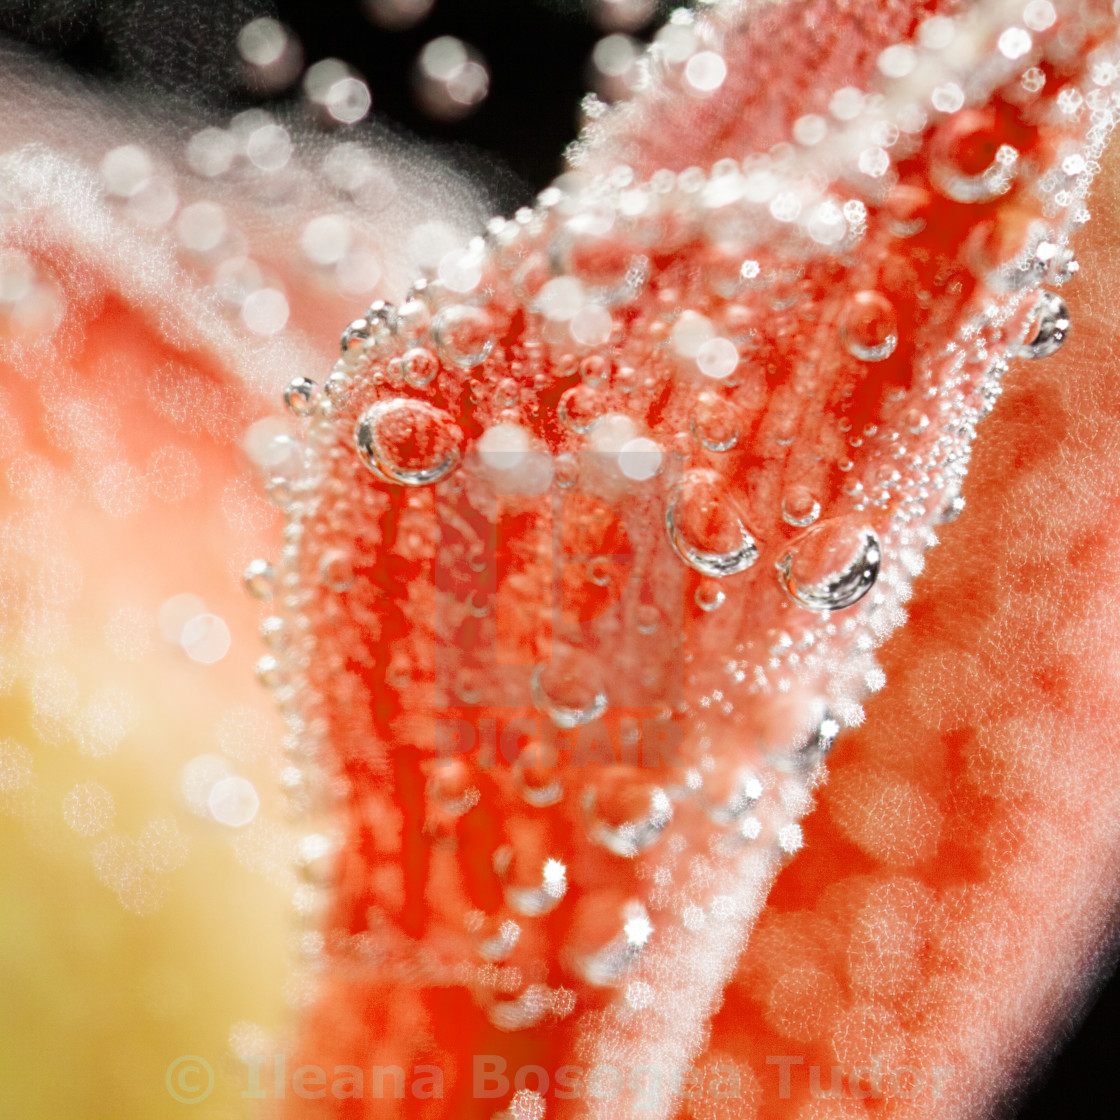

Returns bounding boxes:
[0,0,1115,1115]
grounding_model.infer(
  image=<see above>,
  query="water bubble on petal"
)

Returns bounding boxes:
[690,393,739,451]
[318,548,354,592]
[1019,291,1070,358]
[586,779,672,858]
[695,336,739,380]
[635,603,660,634]
[355,398,463,486]
[694,579,725,612]
[243,558,275,600]
[478,423,531,472]
[531,660,608,729]
[431,304,495,368]
[537,276,586,321]
[776,519,881,611]
[666,469,759,577]
[781,485,820,527]
[284,376,317,417]
[340,317,371,359]
[839,290,898,361]
[567,894,652,987]
[704,766,763,826]
[553,452,580,489]
[570,304,613,347]
[402,346,440,388]
[618,437,662,481]
[558,385,605,433]
[670,310,715,359]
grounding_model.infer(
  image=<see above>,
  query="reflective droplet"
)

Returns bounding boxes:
[283,376,317,417]
[553,452,579,489]
[770,714,840,771]
[558,385,604,433]
[259,615,287,651]
[340,317,370,359]
[531,660,608,728]
[242,558,275,600]
[694,579,725,612]
[839,290,898,361]
[513,740,564,807]
[500,850,568,916]
[585,779,672,858]
[939,491,966,522]
[432,304,495,369]
[566,894,652,987]
[704,766,763,826]
[781,485,820,528]
[931,110,1017,203]
[325,369,352,405]
[666,469,759,577]
[318,548,354,592]
[689,393,739,451]
[355,398,463,486]
[1019,290,1070,358]
[776,519,881,611]
[402,346,440,387]
[635,603,659,634]
[904,408,929,435]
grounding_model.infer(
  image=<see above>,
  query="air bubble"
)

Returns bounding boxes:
[567,894,653,987]
[694,580,725,612]
[1019,291,1070,358]
[690,393,739,451]
[781,485,820,528]
[318,549,354,592]
[355,398,463,486]
[635,604,659,634]
[666,470,759,577]
[284,376,317,417]
[243,558,275,600]
[432,304,495,369]
[839,291,898,361]
[531,660,608,728]
[402,347,440,387]
[776,519,880,611]
[586,781,672,858]
[558,385,604,433]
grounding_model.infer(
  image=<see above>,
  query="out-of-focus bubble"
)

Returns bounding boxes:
[100,145,152,198]
[126,176,178,227]
[301,214,351,266]
[157,593,207,644]
[180,612,232,664]
[245,122,293,172]
[304,59,372,126]
[362,0,434,31]
[413,36,490,122]
[213,255,264,308]
[208,775,260,827]
[590,0,656,32]
[408,220,463,274]
[179,754,231,816]
[186,127,237,178]
[176,200,227,253]
[241,287,290,336]
[684,49,727,94]
[237,16,304,94]
[589,34,642,101]
[335,250,382,295]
